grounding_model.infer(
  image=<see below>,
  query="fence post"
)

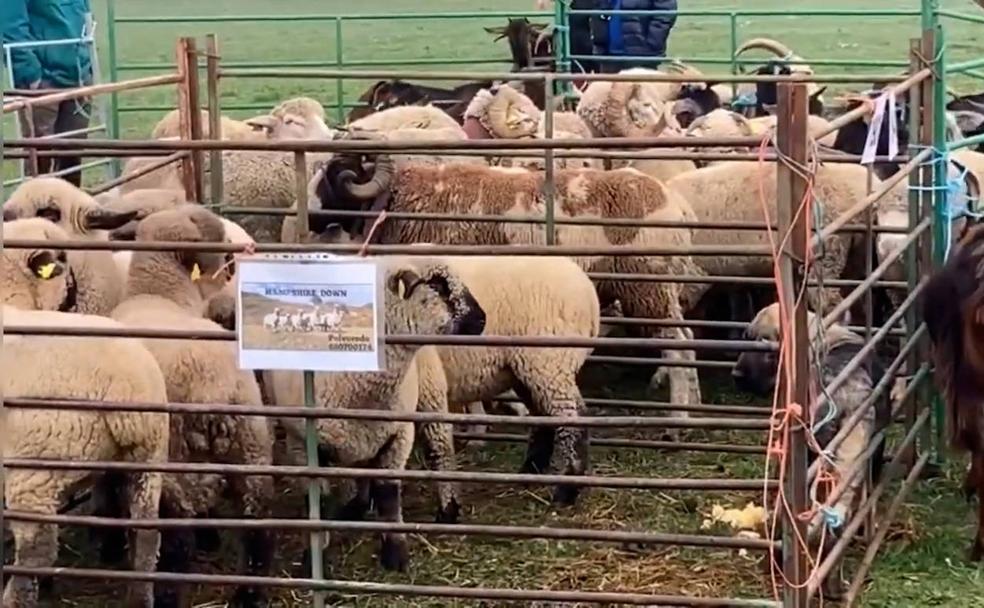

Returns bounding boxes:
[106,0,121,177]
[776,82,811,608]
[175,37,196,202]
[206,34,224,208]
[334,18,345,125]
[552,0,572,102]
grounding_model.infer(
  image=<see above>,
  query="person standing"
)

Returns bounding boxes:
[591,0,678,72]
[2,0,94,187]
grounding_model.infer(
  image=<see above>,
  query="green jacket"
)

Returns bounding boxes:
[1,0,93,89]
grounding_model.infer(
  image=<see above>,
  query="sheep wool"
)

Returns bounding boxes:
[2,306,170,608]
[266,257,487,572]
[109,205,275,606]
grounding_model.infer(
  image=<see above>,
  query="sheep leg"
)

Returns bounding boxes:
[88,471,130,564]
[513,383,556,475]
[545,394,589,507]
[652,324,701,422]
[371,426,415,572]
[154,525,195,608]
[335,479,373,521]
[3,519,58,608]
[125,473,164,608]
[414,376,462,524]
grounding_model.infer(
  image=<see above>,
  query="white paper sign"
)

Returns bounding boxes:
[236,255,385,372]
[861,92,898,165]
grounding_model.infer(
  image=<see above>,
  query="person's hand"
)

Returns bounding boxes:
[29,79,41,90]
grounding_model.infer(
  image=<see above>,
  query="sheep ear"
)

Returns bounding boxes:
[28,250,65,281]
[484,26,508,41]
[109,221,139,241]
[83,207,140,231]
[245,115,278,134]
[390,269,421,299]
[3,207,19,222]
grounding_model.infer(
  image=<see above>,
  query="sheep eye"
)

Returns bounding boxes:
[37,207,61,223]
[56,251,67,263]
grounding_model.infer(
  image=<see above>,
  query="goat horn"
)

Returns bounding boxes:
[735,38,797,59]
[337,130,395,201]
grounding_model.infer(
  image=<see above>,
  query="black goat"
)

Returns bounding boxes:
[485,17,556,109]
[346,79,494,123]
[947,91,984,152]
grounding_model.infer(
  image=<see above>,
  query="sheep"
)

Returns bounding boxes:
[347,79,495,123]
[413,254,601,506]
[307,136,708,415]
[731,302,890,590]
[462,83,591,140]
[732,38,826,116]
[244,96,335,140]
[150,108,264,141]
[576,69,672,139]
[3,179,138,315]
[1,219,79,313]
[263,306,287,332]
[109,205,276,607]
[681,109,837,161]
[2,307,171,608]
[265,257,487,572]
[666,160,887,324]
[350,103,462,132]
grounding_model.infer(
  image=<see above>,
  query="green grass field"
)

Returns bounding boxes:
[7,1,984,606]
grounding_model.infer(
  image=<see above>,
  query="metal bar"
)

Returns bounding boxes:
[1,459,776,490]
[936,8,984,25]
[218,67,909,84]
[113,11,553,23]
[821,218,931,329]
[334,18,344,124]
[0,74,181,114]
[581,398,771,416]
[457,432,767,454]
[807,408,930,596]
[206,34,224,208]
[570,8,921,16]
[85,151,189,196]
[776,82,811,608]
[575,55,911,69]
[186,38,205,203]
[919,28,938,466]
[588,356,735,369]
[2,511,777,551]
[811,149,935,248]
[0,566,778,607]
[2,398,770,429]
[215,206,910,233]
[2,148,178,158]
[544,75,556,245]
[813,68,932,140]
[1,238,774,257]
[0,324,777,351]
[930,22,948,464]
[174,38,196,201]
[842,451,931,606]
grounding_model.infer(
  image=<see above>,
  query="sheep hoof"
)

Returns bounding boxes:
[551,484,580,508]
[435,499,461,524]
[194,527,223,553]
[379,537,410,572]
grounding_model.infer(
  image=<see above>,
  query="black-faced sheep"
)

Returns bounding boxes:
[265,257,487,572]
[3,180,138,315]
[414,254,601,506]
[108,205,276,607]
[306,140,706,413]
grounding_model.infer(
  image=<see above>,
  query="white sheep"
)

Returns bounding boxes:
[265,257,487,571]
[349,103,461,132]
[2,181,138,316]
[263,307,287,332]
[109,205,276,606]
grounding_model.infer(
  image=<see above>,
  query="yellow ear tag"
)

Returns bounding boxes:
[191,263,202,282]
[37,262,56,280]
[397,278,406,298]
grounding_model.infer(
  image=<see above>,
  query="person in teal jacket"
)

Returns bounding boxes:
[2,0,94,187]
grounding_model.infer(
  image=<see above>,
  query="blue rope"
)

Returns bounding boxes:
[820,506,844,531]
[906,146,982,261]
[730,91,757,109]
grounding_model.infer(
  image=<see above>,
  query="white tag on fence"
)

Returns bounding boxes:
[887,92,899,161]
[861,93,889,166]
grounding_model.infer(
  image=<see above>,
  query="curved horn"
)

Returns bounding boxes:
[735,37,797,59]
[663,60,704,78]
[337,130,396,201]
[486,85,539,138]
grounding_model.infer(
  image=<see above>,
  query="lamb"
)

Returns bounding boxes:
[307,135,708,414]
[264,257,487,572]
[109,205,276,607]
[732,303,890,589]
[413,254,601,506]
[3,178,138,315]
[2,307,171,608]
[2,235,170,607]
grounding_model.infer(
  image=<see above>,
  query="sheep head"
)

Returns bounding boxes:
[3,177,139,238]
[466,84,540,139]
[131,206,236,301]
[384,259,486,338]
[243,97,335,140]
[735,38,824,110]
[1,218,76,312]
[606,82,669,138]
[685,109,758,138]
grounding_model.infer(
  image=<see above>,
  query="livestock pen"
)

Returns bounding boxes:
[0,1,978,607]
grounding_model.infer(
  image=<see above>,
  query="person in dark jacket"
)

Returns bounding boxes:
[2,0,93,187]
[591,0,677,72]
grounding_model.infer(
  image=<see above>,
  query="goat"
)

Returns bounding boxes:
[485,18,556,108]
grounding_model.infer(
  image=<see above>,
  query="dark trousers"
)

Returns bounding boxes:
[17,97,91,188]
